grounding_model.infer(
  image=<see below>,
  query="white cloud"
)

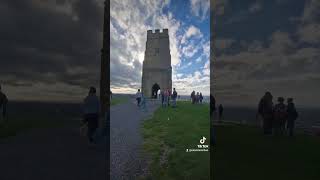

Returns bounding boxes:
[190,0,210,20]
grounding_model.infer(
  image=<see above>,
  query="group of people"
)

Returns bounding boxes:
[190,91,204,104]
[160,88,178,108]
[257,92,299,136]
[135,88,178,108]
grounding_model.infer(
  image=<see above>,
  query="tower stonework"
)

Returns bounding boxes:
[142,29,172,98]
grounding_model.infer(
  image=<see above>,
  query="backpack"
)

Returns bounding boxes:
[173,91,177,98]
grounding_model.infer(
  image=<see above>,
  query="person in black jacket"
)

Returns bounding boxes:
[258,92,274,135]
[286,98,298,136]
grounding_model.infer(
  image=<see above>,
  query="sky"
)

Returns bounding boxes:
[110,0,210,96]
[213,0,320,107]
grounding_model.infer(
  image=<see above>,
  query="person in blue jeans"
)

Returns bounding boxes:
[83,87,100,144]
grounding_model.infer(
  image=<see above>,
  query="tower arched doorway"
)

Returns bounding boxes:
[151,83,160,99]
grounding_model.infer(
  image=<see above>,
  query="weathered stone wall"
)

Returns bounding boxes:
[142,29,172,97]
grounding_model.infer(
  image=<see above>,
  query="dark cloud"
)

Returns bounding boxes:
[0,0,104,101]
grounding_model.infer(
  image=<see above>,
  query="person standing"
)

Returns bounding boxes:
[199,93,203,104]
[83,87,100,144]
[287,98,298,136]
[0,85,8,122]
[161,90,165,107]
[274,97,287,135]
[136,89,142,107]
[172,88,178,108]
[191,91,195,104]
[196,92,200,104]
[258,92,274,135]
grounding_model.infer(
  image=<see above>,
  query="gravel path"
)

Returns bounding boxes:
[110,98,160,180]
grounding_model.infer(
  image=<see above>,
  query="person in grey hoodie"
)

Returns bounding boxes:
[83,87,100,144]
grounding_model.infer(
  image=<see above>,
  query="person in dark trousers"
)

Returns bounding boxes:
[287,98,298,136]
[172,88,178,108]
[258,92,274,135]
[83,87,100,144]
[199,93,203,104]
[161,90,165,107]
[0,84,8,121]
[191,91,195,104]
[218,104,223,122]
[136,89,142,107]
[274,97,287,135]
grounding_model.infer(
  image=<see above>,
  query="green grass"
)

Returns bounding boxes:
[142,101,210,180]
[111,96,129,106]
[213,124,320,180]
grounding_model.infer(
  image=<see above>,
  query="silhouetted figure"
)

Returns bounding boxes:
[274,97,287,135]
[136,89,142,107]
[110,90,113,99]
[191,91,195,104]
[218,104,223,122]
[199,93,203,104]
[258,92,274,135]
[287,98,298,136]
[196,92,200,104]
[172,88,178,108]
[0,85,8,121]
[210,94,216,117]
[83,87,100,144]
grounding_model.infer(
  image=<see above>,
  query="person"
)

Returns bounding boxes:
[199,93,203,104]
[83,87,100,144]
[191,91,195,104]
[136,89,142,107]
[110,90,113,99]
[257,92,274,135]
[196,92,200,104]
[161,90,165,107]
[0,84,8,121]
[218,104,223,122]
[274,97,287,135]
[287,98,298,136]
[167,89,171,106]
[172,88,178,108]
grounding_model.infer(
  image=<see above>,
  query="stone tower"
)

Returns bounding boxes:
[142,29,172,98]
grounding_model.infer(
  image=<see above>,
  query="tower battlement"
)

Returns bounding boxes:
[147,29,169,38]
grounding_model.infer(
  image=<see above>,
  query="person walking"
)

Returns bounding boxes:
[274,97,287,135]
[140,92,147,111]
[0,84,8,122]
[136,89,142,107]
[210,94,216,117]
[286,98,298,136]
[172,88,178,108]
[258,92,274,135]
[83,87,100,145]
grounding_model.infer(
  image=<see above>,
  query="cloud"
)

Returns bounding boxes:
[190,0,210,20]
